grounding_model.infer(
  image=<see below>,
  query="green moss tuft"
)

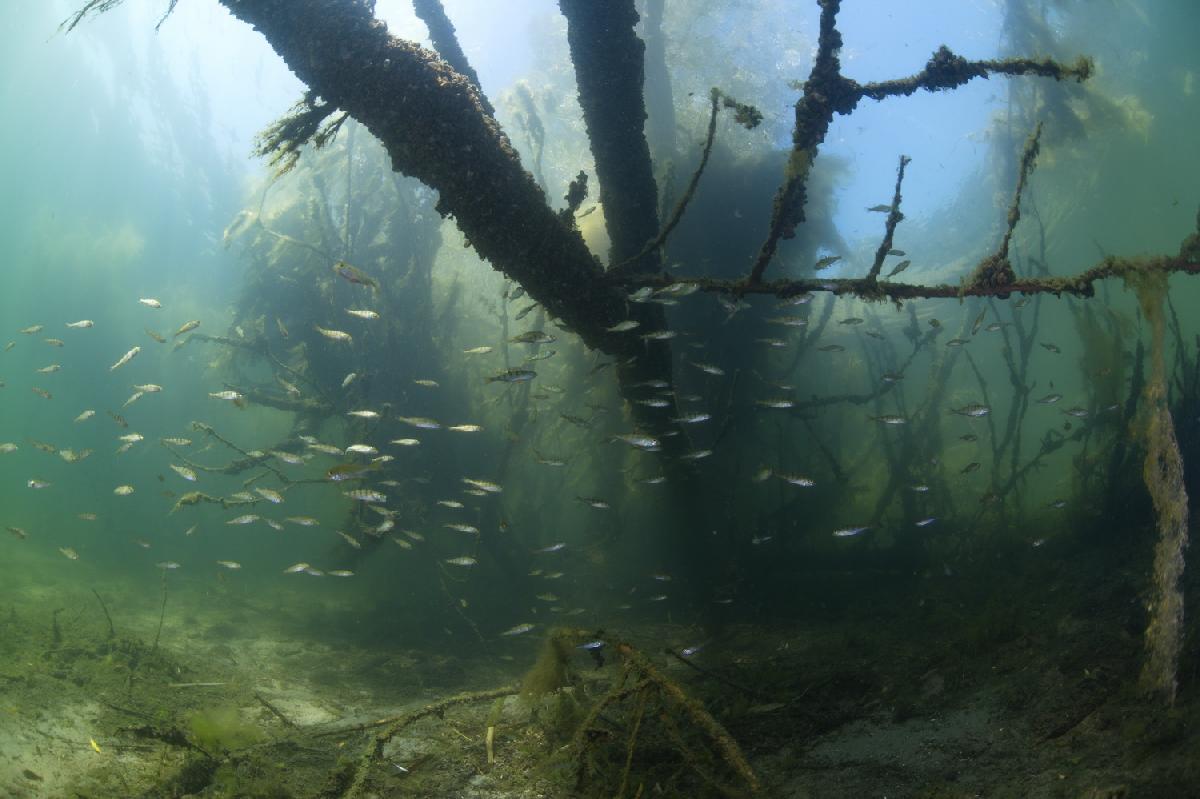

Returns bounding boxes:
[188,706,264,753]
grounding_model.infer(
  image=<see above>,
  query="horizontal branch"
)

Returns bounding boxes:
[857,48,1092,102]
[612,252,1200,302]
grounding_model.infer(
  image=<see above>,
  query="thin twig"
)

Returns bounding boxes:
[611,88,724,275]
[150,572,168,658]
[91,588,115,639]
[865,155,911,285]
[255,692,297,728]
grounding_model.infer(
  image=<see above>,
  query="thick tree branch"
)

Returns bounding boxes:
[218,0,635,359]
[411,0,495,118]
[559,0,661,272]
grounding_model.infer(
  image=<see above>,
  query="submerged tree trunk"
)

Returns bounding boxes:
[220,0,633,356]
[559,0,661,272]
[219,0,694,446]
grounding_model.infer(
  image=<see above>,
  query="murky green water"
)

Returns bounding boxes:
[1,1,1198,796]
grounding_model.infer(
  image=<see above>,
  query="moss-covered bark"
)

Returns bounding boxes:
[411,0,495,118]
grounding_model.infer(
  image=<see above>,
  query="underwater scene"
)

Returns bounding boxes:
[2,1,1199,796]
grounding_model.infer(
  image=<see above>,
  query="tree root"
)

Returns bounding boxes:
[574,638,760,796]
[339,686,519,799]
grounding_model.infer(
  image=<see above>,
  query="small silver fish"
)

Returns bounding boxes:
[169,464,197,482]
[397,416,441,429]
[344,489,387,503]
[462,477,502,493]
[255,487,284,503]
[689,361,726,376]
[509,330,555,345]
[871,414,907,425]
[110,346,141,371]
[314,325,353,342]
[486,368,536,384]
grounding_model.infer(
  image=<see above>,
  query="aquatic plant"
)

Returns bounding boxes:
[187,705,265,753]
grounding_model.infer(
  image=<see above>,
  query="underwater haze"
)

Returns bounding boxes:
[2,1,1200,797]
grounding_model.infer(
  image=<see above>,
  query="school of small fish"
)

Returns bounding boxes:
[0,257,1097,643]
